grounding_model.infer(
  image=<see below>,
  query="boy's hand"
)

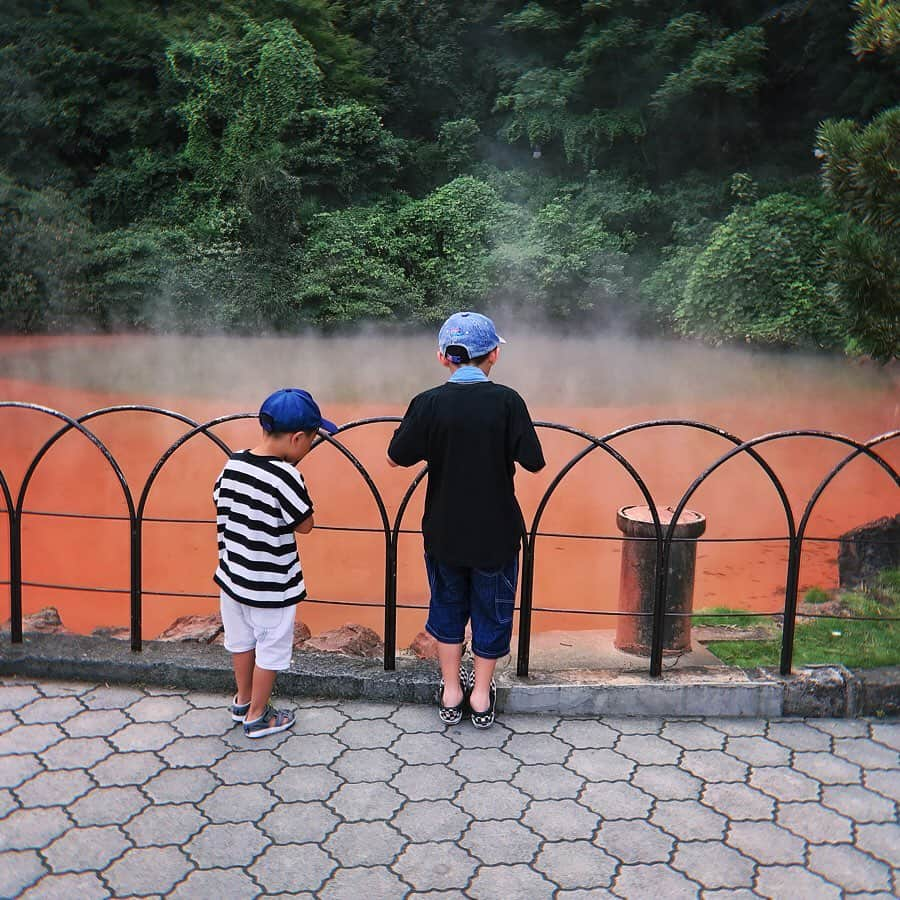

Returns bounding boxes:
[295,514,314,535]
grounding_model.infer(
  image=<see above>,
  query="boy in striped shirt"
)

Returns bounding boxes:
[214,389,337,738]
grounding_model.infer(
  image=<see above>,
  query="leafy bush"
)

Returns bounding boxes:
[674,193,849,348]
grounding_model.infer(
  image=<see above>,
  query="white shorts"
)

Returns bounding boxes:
[220,593,297,671]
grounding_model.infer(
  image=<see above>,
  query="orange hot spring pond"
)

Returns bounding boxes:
[0,333,897,647]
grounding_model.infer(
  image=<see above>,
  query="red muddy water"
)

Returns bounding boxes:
[0,334,897,647]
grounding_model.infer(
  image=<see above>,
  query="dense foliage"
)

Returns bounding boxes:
[1,0,897,357]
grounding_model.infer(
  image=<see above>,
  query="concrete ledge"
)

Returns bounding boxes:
[1,632,897,717]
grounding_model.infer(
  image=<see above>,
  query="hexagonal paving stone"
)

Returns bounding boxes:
[0,684,40,710]
[651,799,728,841]
[535,839,617,889]
[864,769,900,803]
[390,763,464,801]
[102,845,193,895]
[522,799,599,842]
[142,766,219,804]
[448,723,511,749]
[15,769,93,808]
[453,781,530,820]
[333,718,400,749]
[468,863,555,899]
[172,707,230,738]
[749,767,820,802]
[393,841,477,891]
[159,735,231,769]
[553,720,619,749]
[724,736,792,767]
[808,843,893,894]
[259,800,340,845]
[700,782,775,822]
[123,802,208,847]
[854,822,900,869]
[80,686,145,710]
[579,780,654,820]
[833,738,899,770]
[660,721,725,750]
[390,732,458,765]
[775,801,854,844]
[820,784,897,822]
[615,734,681,766]
[168,867,260,900]
[566,749,635,782]
[712,719,768,737]
[0,753,43,788]
[504,732,571,765]
[448,748,518,782]
[0,710,20,734]
[19,870,111,899]
[679,749,749,783]
[323,821,406,867]
[600,717,664,735]
[613,863,700,900]
[0,849,46,896]
[18,697,84,725]
[268,764,341,803]
[492,713,558,733]
[389,705,447,733]
[90,750,164,786]
[459,819,541,865]
[108,722,179,753]
[725,821,806,865]
[595,819,673,865]
[327,781,404,821]
[288,706,348,735]
[336,701,397,720]
[330,748,404,782]
[0,723,65,755]
[869,721,900,750]
[62,710,129,739]
[630,764,702,800]
[0,787,17,817]
[185,820,270,868]
[43,824,129,873]
[250,843,336,893]
[40,737,113,771]
[199,782,275,823]
[766,721,832,751]
[670,841,754,889]
[754,865,841,900]
[319,866,409,899]
[276,734,344,766]
[125,695,191,723]
[793,751,862,785]
[512,763,584,801]
[69,785,149,826]
[393,799,471,843]
[212,749,283,784]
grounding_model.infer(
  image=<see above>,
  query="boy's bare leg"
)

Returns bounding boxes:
[470,656,498,713]
[437,641,464,706]
[232,649,255,705]
[247,666,278,723]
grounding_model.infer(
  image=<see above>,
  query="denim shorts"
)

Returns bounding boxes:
[424,554,519,659]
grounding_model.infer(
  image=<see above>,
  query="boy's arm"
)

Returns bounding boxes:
[511,395,546,473]
[295,514,315,535]
[387,396,426,467]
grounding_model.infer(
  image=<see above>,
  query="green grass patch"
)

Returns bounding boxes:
[692,607,771,628]
[803,586,829,604]
[706,592,899,669]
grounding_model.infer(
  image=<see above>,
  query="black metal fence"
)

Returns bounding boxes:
[1,402,898,678]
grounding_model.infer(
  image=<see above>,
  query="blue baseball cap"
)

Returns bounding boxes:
[259,389,338,435]
[438,311,506,363]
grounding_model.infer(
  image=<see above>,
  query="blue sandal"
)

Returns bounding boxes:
[231,695,251,723]
[243,705,295,738]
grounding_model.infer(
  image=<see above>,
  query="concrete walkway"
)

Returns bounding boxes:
[0,678,897,899]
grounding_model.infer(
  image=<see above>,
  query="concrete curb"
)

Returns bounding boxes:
[1,632,897,717]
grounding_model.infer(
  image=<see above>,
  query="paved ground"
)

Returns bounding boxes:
[0,678,898,899]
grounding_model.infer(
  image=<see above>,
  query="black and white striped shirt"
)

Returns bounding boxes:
[213,451,313,607]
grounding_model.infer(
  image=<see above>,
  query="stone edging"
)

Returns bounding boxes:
[1,632,897,718]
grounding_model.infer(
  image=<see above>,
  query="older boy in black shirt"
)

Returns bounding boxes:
[388,312,545,727]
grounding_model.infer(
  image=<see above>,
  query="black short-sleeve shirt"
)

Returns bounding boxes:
[388,381,545,568]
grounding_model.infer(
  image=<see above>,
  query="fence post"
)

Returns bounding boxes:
[516,535,534,677]
[383,537,397,671]
[648,534,667,677]
[130,518,142,652]
[9,514,22,643]
[779,537,802,675]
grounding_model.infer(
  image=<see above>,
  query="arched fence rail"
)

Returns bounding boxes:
[0,403,897,678]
